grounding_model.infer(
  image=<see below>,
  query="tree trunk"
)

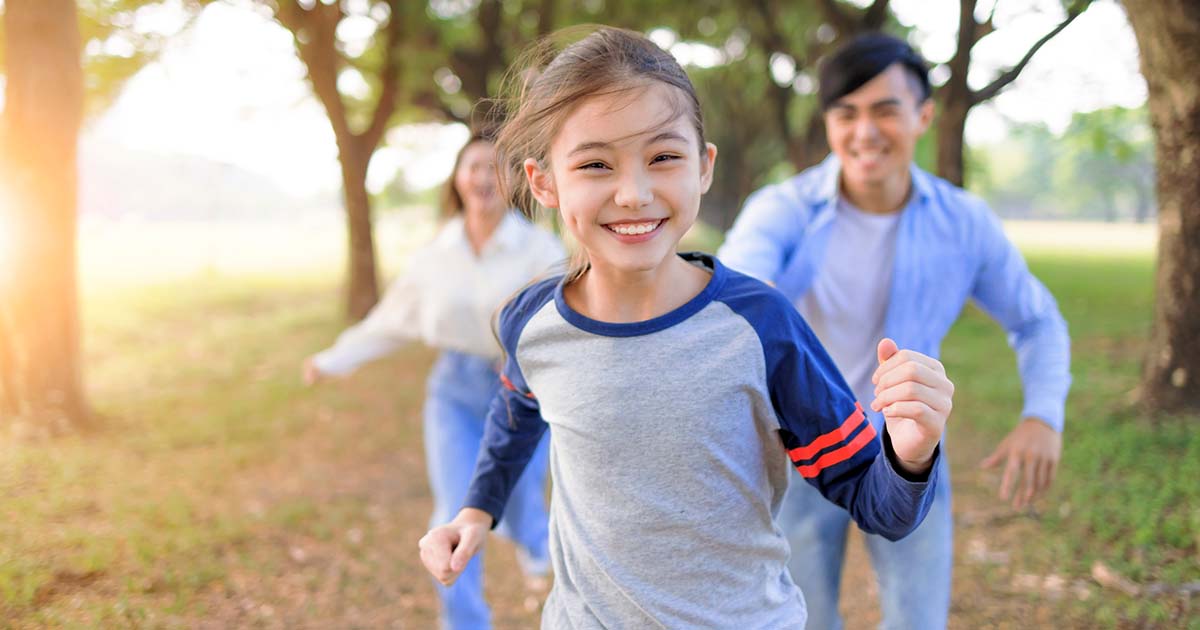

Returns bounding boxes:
[1124,0,1200,412]
[936,96,969,187]
[0,0,89,432]
[337,141,380,321]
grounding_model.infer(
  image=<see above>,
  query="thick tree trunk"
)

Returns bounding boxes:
[337,141,380,322]
[0,0,89,432]
[1124,0,1200,412]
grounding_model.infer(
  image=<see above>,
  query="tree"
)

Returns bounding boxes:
[262,0,408,320]
[262,0,577,319]
[1123,0,1200,413]
[936,0,1092,186]
[1,0,87,432]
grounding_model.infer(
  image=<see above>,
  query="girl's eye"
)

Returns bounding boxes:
[651,154,680,164]
[578,161,608,170]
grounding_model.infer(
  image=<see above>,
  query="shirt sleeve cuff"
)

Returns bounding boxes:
[881,425,940,485]
[463,491,505,530]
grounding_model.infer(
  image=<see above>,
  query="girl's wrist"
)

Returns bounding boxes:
[455,507,494,527]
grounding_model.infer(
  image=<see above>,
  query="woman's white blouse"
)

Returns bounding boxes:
[313,212,565,374]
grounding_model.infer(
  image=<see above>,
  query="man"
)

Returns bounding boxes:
[717,33,1070,629]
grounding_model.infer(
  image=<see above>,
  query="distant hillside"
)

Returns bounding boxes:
[79,137,340,222]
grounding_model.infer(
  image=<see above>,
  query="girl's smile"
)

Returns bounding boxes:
[602,218,666,242]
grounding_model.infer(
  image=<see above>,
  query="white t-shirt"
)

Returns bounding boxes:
[797,196,903,406]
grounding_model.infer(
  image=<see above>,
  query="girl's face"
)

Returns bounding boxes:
[455,141,502,218]
[525,83,717,278]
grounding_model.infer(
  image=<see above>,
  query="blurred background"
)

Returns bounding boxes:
[1,0,1197,627]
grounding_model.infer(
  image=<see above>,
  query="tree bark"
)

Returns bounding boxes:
[1124,0,1200,413]
[0,0,89,432]
[337,142,379,321]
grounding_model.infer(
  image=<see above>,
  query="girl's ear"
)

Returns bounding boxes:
[524,158,559,209]
[699,142,718,194]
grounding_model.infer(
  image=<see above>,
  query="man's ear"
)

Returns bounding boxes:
[699,142,718,194]
[916,98,935,134]
[525,158,559,209]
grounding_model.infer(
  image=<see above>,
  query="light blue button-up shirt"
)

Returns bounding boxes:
[717,155,1071,432]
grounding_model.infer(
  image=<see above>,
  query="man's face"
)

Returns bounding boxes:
[823,63,933,195]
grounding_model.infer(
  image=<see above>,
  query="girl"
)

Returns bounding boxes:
[419,29,954,629]
[304,134,563,630]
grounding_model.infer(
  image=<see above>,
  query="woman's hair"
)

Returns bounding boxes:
[438,132,496,221]
[490,26,706,283]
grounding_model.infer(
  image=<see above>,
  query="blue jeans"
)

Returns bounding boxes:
[779,430,953,630]
[423,351,551,630]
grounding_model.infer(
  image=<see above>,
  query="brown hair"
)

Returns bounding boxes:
[438,131,496,221]
[490,26,707,283]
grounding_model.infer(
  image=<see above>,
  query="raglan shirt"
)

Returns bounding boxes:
[464,253,940,630]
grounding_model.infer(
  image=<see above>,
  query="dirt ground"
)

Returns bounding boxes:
[152,350,1106,629]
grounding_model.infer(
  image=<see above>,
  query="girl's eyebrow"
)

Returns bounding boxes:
[568,131,689,157]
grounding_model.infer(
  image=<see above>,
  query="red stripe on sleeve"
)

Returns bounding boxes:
[795,421,877,478]
[500,373,536,399]
[787,402,866,461]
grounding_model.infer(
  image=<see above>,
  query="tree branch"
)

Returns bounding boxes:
[863,0,892,30]
[971,0,1091,104]
[814,0,855,36]
[361,0,403,150]
[276,1,352,143]
[975,0,999,41]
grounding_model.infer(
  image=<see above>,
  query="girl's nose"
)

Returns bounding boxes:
[614,170,654,208]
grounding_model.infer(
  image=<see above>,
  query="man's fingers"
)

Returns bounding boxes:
[999,453,1020,501]
[980,446,1003,469]
[1037,457,1055,495]
[1018,455,1038,508]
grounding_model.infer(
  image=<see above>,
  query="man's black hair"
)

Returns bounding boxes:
[817,32,931,111]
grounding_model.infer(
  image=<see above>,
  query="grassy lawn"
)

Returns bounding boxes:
[0,221,1196,627]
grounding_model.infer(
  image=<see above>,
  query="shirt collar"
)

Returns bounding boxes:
[439,210,526,255]
[814,153,933,207]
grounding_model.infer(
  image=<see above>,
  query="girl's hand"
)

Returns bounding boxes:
[418,508,493,586]
[869,338,954,476]
[301,357,324,386]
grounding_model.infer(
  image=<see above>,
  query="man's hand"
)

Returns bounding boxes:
[871,338,954,476]
[418,508,493,586]
[981,417,1062,510]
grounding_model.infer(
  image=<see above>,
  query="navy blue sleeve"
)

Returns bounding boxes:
[719,270,940,541]
[461,279,556,527]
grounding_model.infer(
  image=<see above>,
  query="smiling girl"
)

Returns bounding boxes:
[419,28,955,628]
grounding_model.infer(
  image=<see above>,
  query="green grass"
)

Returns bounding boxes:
[0,271,353,625]
[942,250,1199,625]
[1,236,1196,627]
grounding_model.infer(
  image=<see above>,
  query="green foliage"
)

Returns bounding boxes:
[969,106,1155,221]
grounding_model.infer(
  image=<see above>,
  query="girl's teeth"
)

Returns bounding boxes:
[609,221,659,235]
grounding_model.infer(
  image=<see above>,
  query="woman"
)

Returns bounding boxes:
[304,133,563,630]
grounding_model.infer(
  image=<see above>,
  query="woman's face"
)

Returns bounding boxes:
[454,141,502,219]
